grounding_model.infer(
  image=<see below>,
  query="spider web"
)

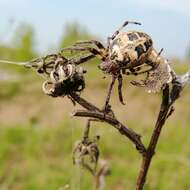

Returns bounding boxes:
[0,59,48,80]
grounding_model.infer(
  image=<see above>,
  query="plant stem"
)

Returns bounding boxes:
[135,72,188,190]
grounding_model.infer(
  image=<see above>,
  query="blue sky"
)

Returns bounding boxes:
[0,0,190,59]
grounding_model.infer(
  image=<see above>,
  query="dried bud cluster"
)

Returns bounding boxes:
[27,54,86,97]
[73,136,100,173]
[42,64,86,97]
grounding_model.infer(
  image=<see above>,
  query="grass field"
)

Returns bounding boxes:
[0,61,190,190]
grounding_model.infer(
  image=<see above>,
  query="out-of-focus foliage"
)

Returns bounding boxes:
[0,81,21,99]
[59,22,93,48]
[0,23,37,98]
[0,23,36,61]
[0,46,15,60]
[59,21,100,71]
[11,23,36,61]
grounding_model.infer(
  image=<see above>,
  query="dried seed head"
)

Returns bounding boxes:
[73,137,100,173]
[42,64,86,97]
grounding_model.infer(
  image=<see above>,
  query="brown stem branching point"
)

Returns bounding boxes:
[70,70,190,190]
[70,90,147,155]
[72,109,146,155]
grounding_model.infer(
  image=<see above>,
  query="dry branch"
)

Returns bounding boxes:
[69,70,190,190]
[70,95,146,155]
[135,71,190,190]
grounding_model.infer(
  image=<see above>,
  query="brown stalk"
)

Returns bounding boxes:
[69,70,190,190]
[70,93,146,155]
[135,71,189,190]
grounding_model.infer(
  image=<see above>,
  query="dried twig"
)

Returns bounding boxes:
[71,109,146,155]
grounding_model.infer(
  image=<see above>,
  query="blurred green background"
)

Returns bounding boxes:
[1,1,190,189]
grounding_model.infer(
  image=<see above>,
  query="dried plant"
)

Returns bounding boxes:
[20,50,190,190]
[1,22,190,188]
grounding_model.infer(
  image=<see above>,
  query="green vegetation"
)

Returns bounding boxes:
[0,23,36,61]
[0,122,73,190]
[1,119,190,190]
[60,22,93,48]
[0,81,21,99]
[0,22,190,190]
